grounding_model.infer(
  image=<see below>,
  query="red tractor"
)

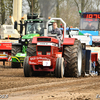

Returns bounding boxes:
[23,18,83,78]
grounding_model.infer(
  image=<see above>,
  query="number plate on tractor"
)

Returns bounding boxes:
[43,61,51,66]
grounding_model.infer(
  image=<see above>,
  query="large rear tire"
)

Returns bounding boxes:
[26,42,37,76]
[55,57,64,78]
[11,46,21,68]
[23,56,33,77]
[64,40,82,77]
[27,42,36,56]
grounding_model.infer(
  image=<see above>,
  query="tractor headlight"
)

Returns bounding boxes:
[47,52,51,55]
[38,52,42,55]
[27,39,30,41]
[22,39,25,42]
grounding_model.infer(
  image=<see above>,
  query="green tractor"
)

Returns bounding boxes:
[11,13,53,68]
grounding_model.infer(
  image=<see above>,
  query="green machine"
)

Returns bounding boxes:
[11,13,53,68]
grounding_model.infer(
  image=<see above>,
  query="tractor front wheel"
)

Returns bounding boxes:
[23,56,33,77]
[55,57,64,78]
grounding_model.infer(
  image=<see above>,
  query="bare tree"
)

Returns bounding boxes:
[24,0,100,28]
[22,0,30,15]
[0,0,5,24]
[56,0,64,26]
[74,0,89,13]
[56,0,60,26]
[58,0,78,27]
[0,0,13,24]
[27,0,39,13]
[93,0,100,11]
[5,0,13,18]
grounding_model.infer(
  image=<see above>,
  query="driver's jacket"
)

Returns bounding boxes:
[51,28,62,40]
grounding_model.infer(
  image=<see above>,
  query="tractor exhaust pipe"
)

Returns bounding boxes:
[44,20,47,36]
[44,28,47,36]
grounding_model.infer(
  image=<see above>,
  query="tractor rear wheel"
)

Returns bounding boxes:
[23,56,33,77]
[11,46,21,68]
[55,57,64,78]
[27,42,36,56]
[64,40,82,77]
[26,42,36,76]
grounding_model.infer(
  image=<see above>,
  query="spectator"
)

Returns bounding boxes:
[85,21,95,30]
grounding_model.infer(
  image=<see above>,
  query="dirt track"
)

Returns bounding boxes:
[0,63,100,100]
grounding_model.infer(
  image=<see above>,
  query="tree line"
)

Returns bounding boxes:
[0,0,100,27]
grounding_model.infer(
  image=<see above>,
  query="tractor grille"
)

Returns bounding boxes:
[37,46,51,55]
[37,38,51,41]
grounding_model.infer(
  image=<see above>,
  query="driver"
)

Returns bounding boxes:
[51,22,62,47]
[85,21,95,30]
[51,22,62,40]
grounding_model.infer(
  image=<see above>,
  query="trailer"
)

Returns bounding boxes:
[0,42,12,66]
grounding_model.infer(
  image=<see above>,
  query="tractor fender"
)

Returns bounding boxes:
[63,38,75,45]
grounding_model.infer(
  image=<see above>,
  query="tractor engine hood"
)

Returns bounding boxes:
[31,37,59,44]
[22,34,40,39]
